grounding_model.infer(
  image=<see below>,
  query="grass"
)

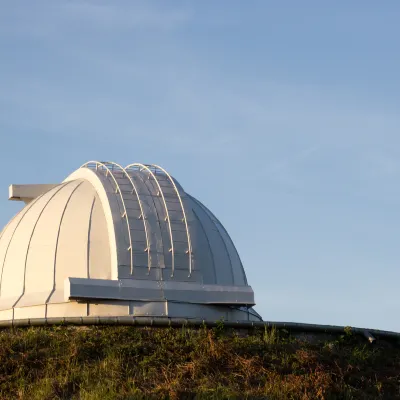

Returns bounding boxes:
[0,324,399,399]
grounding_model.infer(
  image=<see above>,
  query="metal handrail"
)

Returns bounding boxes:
[104,161,151,273]
[81,161,133,274]
[149,164,193,276]
[125,163,176,277]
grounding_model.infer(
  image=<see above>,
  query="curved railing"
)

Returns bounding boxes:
[149,164,193,276]
[1,317,398,343]
[104,161,151,273]
[125,163,176,277]
[81,161,134,274]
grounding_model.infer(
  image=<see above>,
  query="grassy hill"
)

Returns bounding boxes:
[0,324,399,399]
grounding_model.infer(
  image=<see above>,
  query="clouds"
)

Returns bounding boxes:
[61,1,192,30]
[0,1,192,38]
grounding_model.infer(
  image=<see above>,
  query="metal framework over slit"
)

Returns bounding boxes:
[81,161,134,274]
[125,163,176,277]
[104,161,151,273]
[150,164,193,276]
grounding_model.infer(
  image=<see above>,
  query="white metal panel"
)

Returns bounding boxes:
[0,184,66,309]
[187,211,216,284]
[14,304,46,319]
[0,309,13,320]
[188,195,234,285]
[46,302,88,318]
[89,302,129,317]
[189,195,246,286]
[0,204,35,295]
[17,180,83,308]
[46,181,100,305]
[132,301,166,317]
[64,167,122,280]
[88,193,112,280]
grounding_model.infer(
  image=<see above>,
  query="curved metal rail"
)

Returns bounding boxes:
[104,161,151,273]
[81,161,134,274]
[125,163,176,277]
[2,317,399,342]
[150,164,193,276]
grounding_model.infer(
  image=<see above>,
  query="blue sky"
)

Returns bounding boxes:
[1,1,400,331]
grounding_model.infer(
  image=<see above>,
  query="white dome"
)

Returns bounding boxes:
[0,161,260,322]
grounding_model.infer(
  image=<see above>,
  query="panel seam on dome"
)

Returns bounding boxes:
[126,164,175,277]
[149,165,193,277]
[80,162,135,276]
[0,191,49,297]
[103,162,152,273]
[128,169,165,276]
[45,181,85,309]
[12,182,72,309]
[188,195,235,285]
[86,195,96,280]
[198,200,248,285]
[192,208,216,284]
[0,211,19,243]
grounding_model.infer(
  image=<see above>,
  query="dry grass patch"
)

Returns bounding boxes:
[0,325,399,399]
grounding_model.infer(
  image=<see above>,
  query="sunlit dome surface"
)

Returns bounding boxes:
[0,161,261,322]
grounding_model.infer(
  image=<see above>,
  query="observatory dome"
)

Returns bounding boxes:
[0,162,261,323]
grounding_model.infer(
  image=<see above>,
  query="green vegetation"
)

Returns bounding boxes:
[0,324,399,399]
